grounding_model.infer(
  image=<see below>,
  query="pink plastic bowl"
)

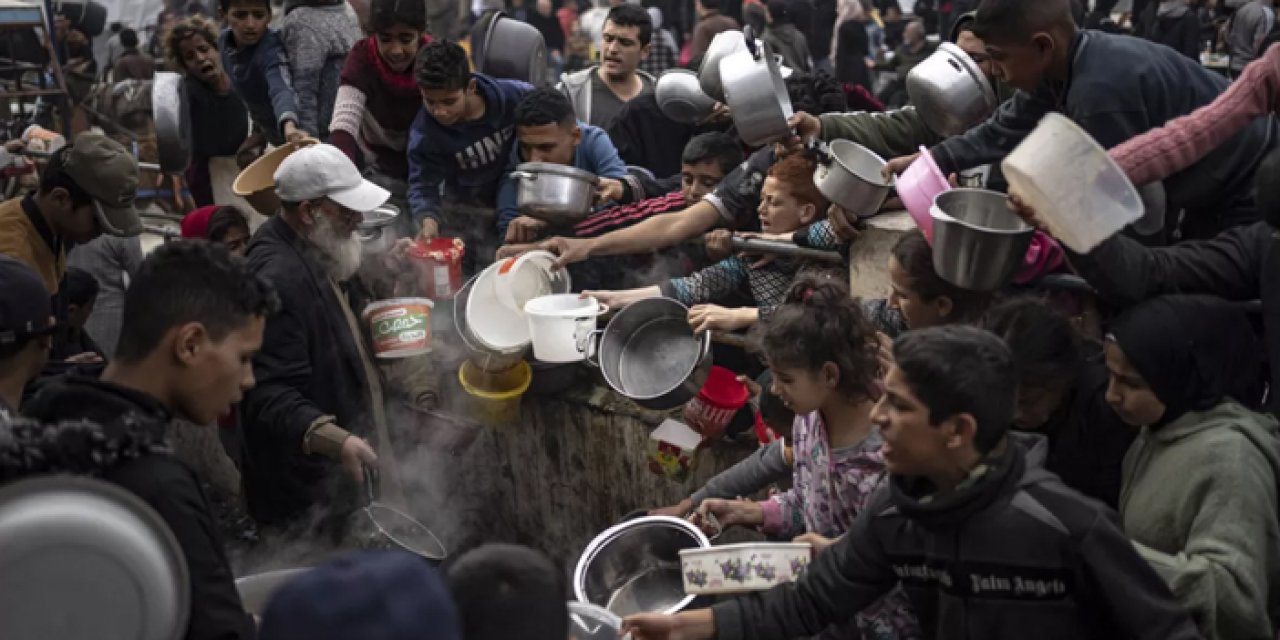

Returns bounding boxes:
[895,146,949,241]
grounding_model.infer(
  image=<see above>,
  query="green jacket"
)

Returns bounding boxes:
[1120,400,1280,640]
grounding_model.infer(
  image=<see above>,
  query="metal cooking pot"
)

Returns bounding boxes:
[358,204,400,256]
[719,29,793,147]
[152,71,192,174]
[235,568,311,616]
[585,297,713,410]
[573,516,710,617]
[0,476,190,640]
[906,42,998,137]
[930,188,1034,291]
[511,162,600,226]
[812,139,892,218]
[698,30,755,102]
[475,12,547,85]
[656,69,717,124]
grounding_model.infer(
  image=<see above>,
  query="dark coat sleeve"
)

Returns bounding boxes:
[108,457,256,640]
[710,488,898,639]
[930,89,1054,175]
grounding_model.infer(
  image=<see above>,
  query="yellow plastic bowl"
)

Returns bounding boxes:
[458,360,532,426]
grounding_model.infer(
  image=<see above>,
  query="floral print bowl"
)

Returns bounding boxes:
[678,542,812,595]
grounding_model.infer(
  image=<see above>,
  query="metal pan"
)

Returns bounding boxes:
[152,72,192,175]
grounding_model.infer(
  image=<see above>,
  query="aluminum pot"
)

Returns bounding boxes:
[719,31,793,147]
[512,162,600,226]
[585,297,713,410]
[573,516,710,617]
[906,42,998,137]
[474,12,547,85]
[656,69,717,124]
[698,30,749,102]
[152,71,192,174]
[357,204,400,257]
[812,139,892,218]
[930,188,1034,291]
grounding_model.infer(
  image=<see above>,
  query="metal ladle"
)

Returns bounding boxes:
[361,466,447,562]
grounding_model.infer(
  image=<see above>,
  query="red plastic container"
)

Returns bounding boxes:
[407,238,465,300]
[683,366,751,440]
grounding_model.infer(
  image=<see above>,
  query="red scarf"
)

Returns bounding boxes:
[365,35,432,93]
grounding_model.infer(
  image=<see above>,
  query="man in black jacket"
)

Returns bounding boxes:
[885,0,1277,241]
[621,326,1204,640]
[23,241,278,640]
[240,143,390,534]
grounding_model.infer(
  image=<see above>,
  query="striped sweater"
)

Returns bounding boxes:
[330,36,430,180]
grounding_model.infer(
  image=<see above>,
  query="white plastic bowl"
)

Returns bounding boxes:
[1001,113,1143,253]
[466,261,533,352]
[492,250,572,312]
[524,294,608,363]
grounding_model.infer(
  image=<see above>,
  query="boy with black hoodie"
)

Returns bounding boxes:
[622,326,1205,640]
[406,40,533,247]
[22,241,279,640]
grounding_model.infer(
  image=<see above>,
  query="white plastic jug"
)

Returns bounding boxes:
[523,295,608,363]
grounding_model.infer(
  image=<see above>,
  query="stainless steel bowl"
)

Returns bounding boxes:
[586,297,712,410]
[720,39,793,147]
[698,30,749,102]
[930,188,1034,291]
[906,43,998,137]
[574,516,710,617]
[656,69,717,124]
[512,162,600,226]
[358,204,400,256]
[813,140,892,217]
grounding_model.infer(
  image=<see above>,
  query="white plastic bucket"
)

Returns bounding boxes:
[1001,113,1143,253]
[523,295,608,363]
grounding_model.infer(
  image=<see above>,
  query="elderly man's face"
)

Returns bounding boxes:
[300,198,363,280]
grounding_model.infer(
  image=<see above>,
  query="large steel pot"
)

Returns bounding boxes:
[357,204,400,256]
[698,30,749,102]
[474,12,547,85]
[906,42,998,137]
[512,162,600,226]
[235,568,311,616]
[152,71,192,174]
[656,69,717,124]
[574,516,710,617]
[930,188,1034,291]
[0,476,190,640]
[719,29,793,147]
[812,139,892,217]
[585,297,712,410]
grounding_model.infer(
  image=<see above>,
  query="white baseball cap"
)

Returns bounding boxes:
[273,144,390,213]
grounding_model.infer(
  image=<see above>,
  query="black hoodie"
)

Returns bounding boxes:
[20,374,255,640]
[710,442,1205,640]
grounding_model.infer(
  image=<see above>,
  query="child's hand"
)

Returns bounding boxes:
[696,498,763,530]
[688,305,755,334]
[737,374,762,399]
[417,218,440,242]
[1007,192,1049,232]
[793,532,840,557]
[648,497,693,518]
[703,229,733,261]
[826,204,862,243]
[283,121,308,144]
[506,215,549,244]
[595,178,624,205]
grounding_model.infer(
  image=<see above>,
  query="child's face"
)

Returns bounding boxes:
[768,363,835,415]
[179,34,223,84]
[419,82,472,126]
[983,33,1054,93]
[376,24,422,74]
[756,177,814,234]
[223,1,270,47]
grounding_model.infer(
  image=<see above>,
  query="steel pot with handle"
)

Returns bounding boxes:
[698,30,749,102]
[719,28,793,147]
[152,71,192,175]
[584,297,713,410]
[906,42,998,137]
[811,139,892,218]
[357,204,400,257]
[573,515,710,617]
[511,162,600,226]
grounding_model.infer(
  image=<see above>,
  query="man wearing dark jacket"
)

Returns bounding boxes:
[621,326,1205,640]
[23,240,277,640]
[888,0,1277,241]
[240,144,390,534]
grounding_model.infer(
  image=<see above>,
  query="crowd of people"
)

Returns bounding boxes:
[5,0,1280,637]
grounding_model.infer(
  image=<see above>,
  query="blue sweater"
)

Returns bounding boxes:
[495,122,628,236]
[406,74,534,226]
[220,28,300,147]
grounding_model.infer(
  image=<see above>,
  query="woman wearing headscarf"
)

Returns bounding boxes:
[831,0,871,90]
[1105,295,1280,640]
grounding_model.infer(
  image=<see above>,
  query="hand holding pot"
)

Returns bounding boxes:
[648,497,694,518]
[340,436,378,486]
[826,203,862,242]
[506,215,549,244]
[688,304,757,334]
[696,498,763,531]
[582,286,660,311]
[596,177,624,205]
[794,532,840,557]
[1006,192,1049,233]
[417,218,440,242]
[538,236,594,269]
[703,229,733,261]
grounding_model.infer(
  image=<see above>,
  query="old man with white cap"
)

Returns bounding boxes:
[239,143,395,542]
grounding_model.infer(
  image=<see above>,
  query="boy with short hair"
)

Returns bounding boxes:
[0,256,54,419]
[447,544,567,640]
[218,0,307,146]
[622,326,1206,640]
[406,40,533,243]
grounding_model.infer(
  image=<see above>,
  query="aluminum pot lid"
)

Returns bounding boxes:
[0,475,191,640]
[514,163,601,183]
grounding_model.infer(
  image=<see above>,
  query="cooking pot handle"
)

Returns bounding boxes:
[806,138,833,165]
[742,25,759,59]
[508,171,536,181]
[362,464,380,506]
[583,329,604,368]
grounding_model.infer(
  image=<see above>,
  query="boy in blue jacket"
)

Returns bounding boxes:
[498,88,641,245]
[218,0,306,147]
[407,41,533,246]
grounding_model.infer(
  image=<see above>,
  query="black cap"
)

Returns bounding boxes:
[0,255,54,347]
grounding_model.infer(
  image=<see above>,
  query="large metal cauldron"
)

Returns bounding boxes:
[586,298,712,410]
[574,516,710,617]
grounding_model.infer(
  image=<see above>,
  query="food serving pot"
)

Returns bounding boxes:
[698,30,750,102]
[574,515,711,617]
[656,69,718,124]
[511,162,600,226]
[812,139,892,218]
[906,42,998,137]
[719,29,793,147]
[929,188,1034,291]
[152,71,192,174]
[474,12,547,85]
[585,297,713,410]
[357,204,400,257]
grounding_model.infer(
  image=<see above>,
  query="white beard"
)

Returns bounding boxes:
[309,213,363,281]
